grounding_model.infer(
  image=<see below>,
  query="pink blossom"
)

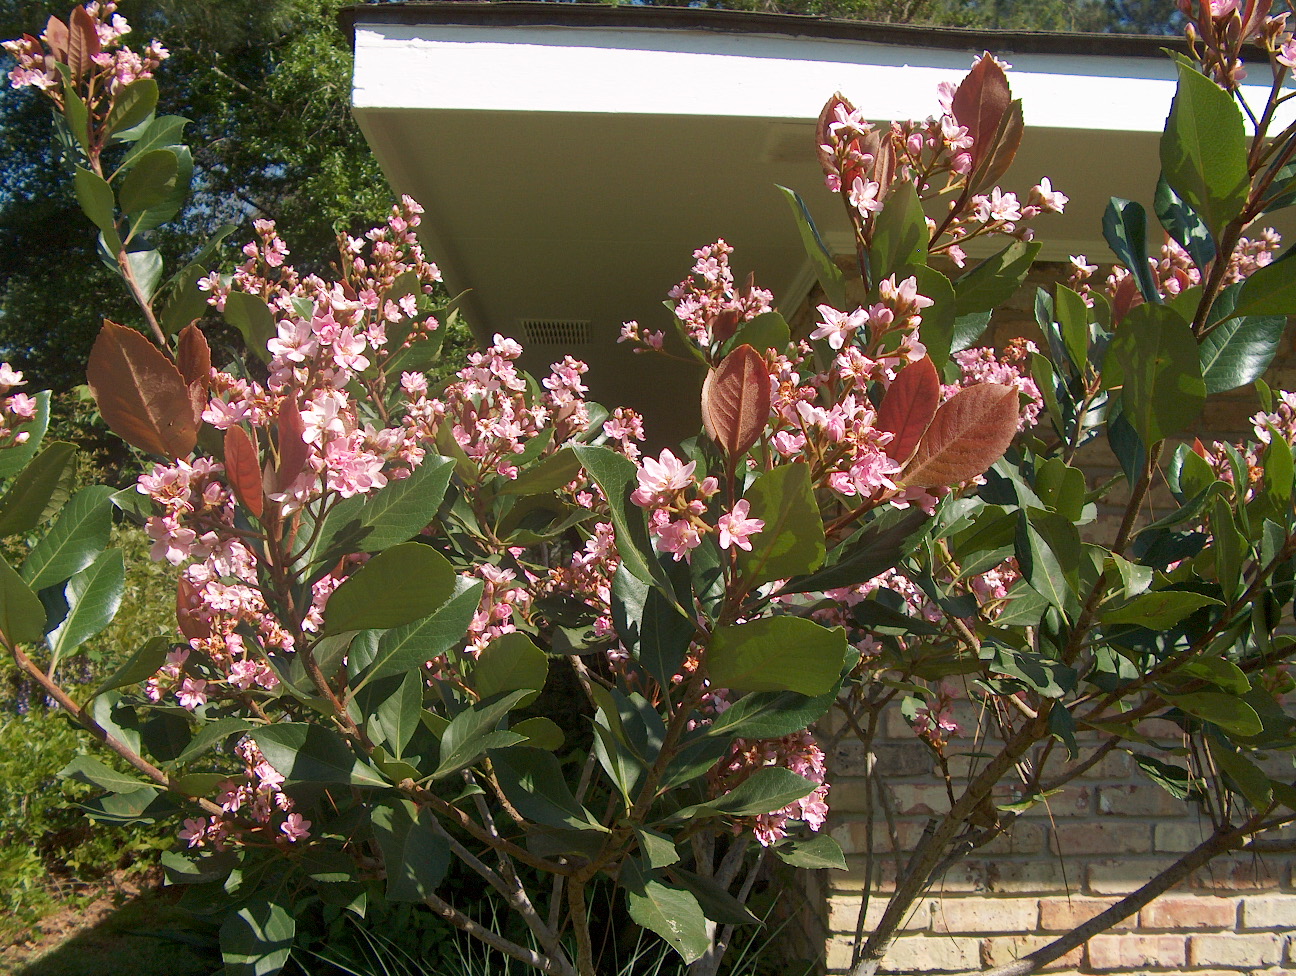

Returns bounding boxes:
[177,678,208,710]
[280,813,312,842]
[179,818,207,848]
[635,449,696,495]
[810,305,868,350]
[655,519,702,562]
[717,499,764,551]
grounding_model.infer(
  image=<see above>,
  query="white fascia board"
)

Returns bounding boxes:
[352,22,1293,133]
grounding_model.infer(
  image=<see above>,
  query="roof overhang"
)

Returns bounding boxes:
[344,3,1294,443]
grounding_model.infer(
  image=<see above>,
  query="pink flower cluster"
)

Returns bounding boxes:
[0,364,37,449]
[663,241,774,350]
[711,731,830,847]
[4,3,167,95]
[178,738,309,850]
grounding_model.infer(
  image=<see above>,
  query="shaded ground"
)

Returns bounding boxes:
[0,876,217,976]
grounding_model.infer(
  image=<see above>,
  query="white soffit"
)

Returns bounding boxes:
[353,22,1290,134]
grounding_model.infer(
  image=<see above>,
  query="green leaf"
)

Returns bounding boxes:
[373,672,423,759]
[0,391,51,478]
[1054,284,1090,374]
[0,441,76,537]
[1198,315,1283,394]
[497,447,582,496]
[1103,198,1160,303]
[119,149,179,215]
[772,833,847,870]
[1155,174,1215,272]
[1168,692,1262,736]
[1161,59,1248,239]
[60,755,150,794]
[174,717,256,765]
[105,78,158,136]
[472,631,548,700]
[1208,495,1243,599]
[490,747,604,831]
[49,549,124,664]
[953,241,1041,316]
[74,167,121,253]
[253,723,386,787]
[91,635,170,698]
[1265,437,1293,511]
[669,868,759,925]
[363,577,482,683]
[1132,753,1196,800]
[634,826,680,868]
[727,312,790,356]
[118,114,189,171]
[572,445,668,591]
[124,145,191,234]
[123,247,164,303]
[433,690,531,779]
[1101,590,1222,629]
[322,543,456,635]
[1174,656,1249,696]
[1207,736,1272,811]
[621,861,710,965]
[371,799,450,902]
[220,899,295,976]
[1107,303,1203,444]
[739,464,825,587]
[21,486,115,592]
[778,507,928,595]
[911,266,956,368]
[677,766,817,819]
[708,616,846,696]
[870,181,928,280]
[1015,511,1072,615]
[223,291,276,362]
[612,563,695,692]
[950,310,993,354]
[513,717,564,750]
[1233,250,1296,317]
[702,687,837,741]
[777,185,846,309]
[351,455,454,551]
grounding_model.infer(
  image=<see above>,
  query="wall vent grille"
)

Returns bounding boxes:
[521,319,591,346]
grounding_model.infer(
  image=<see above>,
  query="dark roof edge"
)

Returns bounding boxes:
[339,1,1197,59]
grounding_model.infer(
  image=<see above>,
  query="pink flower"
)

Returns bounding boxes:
[177,678,208,710]
[179,818,207,848]
[810,305,868,350]
[635,449,696,495]
[717,499,764,551]
[280,812,312,842]
[655,519,702,562]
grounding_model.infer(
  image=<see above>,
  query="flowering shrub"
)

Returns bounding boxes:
[8,3,1296,976]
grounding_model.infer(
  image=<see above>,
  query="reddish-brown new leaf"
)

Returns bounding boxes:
[176,578,211,641]
[899,383,1019,488]
[43,17,67,62]
[701,343,771,459]
[224,426,264,519]
[877,356,940,465]
[970,100,1024,195]
[66,5,100,78]
[815,92,854,177]
[86,320,198,459]
[176,325,211,390]
[951,53,1011,170]
[275,396,311,489]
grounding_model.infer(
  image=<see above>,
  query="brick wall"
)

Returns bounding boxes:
[807,262,1296,975]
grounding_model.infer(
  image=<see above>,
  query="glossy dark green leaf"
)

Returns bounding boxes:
[727,311,791,356]
[702,686,837,741]
[739,464,825,587]
[1053,284,1090,374]
[105,77,158,135]
[322,543,456,635]
[362,577,482,683]
[1101,590,1222,629]
[253,723,386,787]
[48,549,124,663]
[870,181,928,280]
[0,441,76,537]
[0,391,50,479]
[1168,692,1262,736]
[119,149,179,215]
[374,672,423,759]
[777,184,846,309]
[1232,251,1296,318]
[708,616,846,696]
[1015,510,1074,615]
[1107,303,1203,444]
[911,266,956,368]
[1198,315,1283,394]
[612,564,695,692]
[223,291,276,363]
[220,899,295,976]
[513,717,564,750]
[118,114,187,170]
[92,635,171,698]
[772,833,847,870]
[21,486,115,591]
[778,507,928,594]
[433,690,530,779]
[497,447,581,496]
[1206,737,1271,811]
[677,766,817,819]
[621,860,709,964]
[1155,174,1215,271]
[1175,656,1249,696]
[60,755,150,794]
[491,747,604,831]
[1103,198,1160,303]
[1161,59,1248,239]
[953,241,1041,315]
[349,455,454,551]
[74,167,121,253]
[472,631,548,700]
[950,310,993,354]
[175,717,257,765]
[669,868,759,925]
[371,799,450,902]
[123,247,164,303]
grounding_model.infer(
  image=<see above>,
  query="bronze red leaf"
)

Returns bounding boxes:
[43,17,67,62]
[952,53,1012,171]
[224,426,264,519]
[176,577,211,641]
[876,356,941,465]
[275,396,311,490]
[176,324,211,391]
[66,5,100,78]
[701,343,771,460]
[86,320,198,459]
[899,383,1020,488]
